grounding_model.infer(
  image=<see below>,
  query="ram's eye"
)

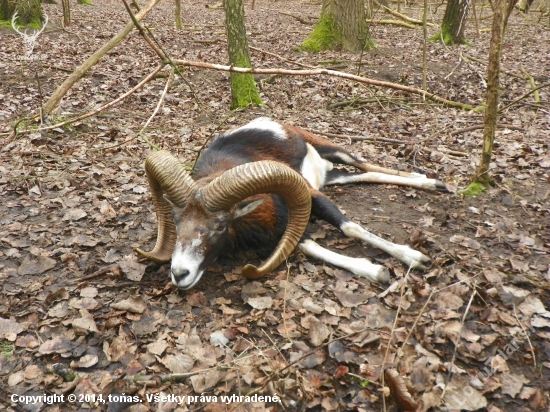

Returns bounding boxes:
[212,220,225,232]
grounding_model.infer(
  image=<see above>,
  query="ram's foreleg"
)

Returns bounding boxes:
[310,191,431,272]
[298,239,389,284]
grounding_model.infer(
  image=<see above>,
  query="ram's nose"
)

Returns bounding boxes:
[171,268,190,284]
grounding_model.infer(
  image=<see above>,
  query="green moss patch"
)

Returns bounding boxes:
[300,14,341,53]
[458,181,487,196]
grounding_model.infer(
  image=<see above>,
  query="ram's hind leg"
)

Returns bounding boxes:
[285,125,450,191]
[285,125,429,178]
[310,191,431,273]
[326,169,450,192]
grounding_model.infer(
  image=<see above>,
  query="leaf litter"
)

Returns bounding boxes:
[0,0,549,411]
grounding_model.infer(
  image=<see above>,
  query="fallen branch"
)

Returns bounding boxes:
[450,123,525,136]
[427,147,469,157]
[172,58,473,110]
[278,11,314,25]
[42,0,162,115]
[28,64,165,134]
[327,97,407,109]
[374,0,436,26]
[367,19,418,29]
[76,264,120,282]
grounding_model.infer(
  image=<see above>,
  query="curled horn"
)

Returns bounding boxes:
[200,161,311,279]
[135,151,197,262]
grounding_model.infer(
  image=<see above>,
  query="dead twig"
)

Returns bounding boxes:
[311,130,414,145]
[425,147,469,157]
[75,264,120,282]
[26,64,165,136]
[381,264,413,412]
[135,70,174,150]
[440,284,477,402]
[499,81,550,112]
[449,123,525,136]
[228,327,383,412]
[512,304,537,369]
[278,11,314,25]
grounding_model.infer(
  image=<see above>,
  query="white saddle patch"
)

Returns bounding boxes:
[300,143,333,190]
[230,117,287,140]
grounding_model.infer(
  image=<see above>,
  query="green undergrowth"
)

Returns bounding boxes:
[0,18,44,29]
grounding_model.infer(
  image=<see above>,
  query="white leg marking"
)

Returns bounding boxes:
[230,117,287,140]
[300,143,334,190]
[327,172,445,191]
[341,221,430,269]
[298,239,389,284]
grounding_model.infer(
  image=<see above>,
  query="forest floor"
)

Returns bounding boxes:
[0,0,549,411]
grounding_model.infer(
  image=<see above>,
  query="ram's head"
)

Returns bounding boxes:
[136,151,311,289]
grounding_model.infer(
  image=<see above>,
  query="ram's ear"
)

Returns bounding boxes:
[233,198,265,219]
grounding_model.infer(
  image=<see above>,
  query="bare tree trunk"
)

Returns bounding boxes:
[175,0,182,29]
[473,0,518,189]
[62,0,70,27]
[432,0,471,45]
[302,0,374,52]
[517,0,535,13]
[42,0,162,115]
[223,0,262,109]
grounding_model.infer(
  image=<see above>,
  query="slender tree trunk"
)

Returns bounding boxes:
[62,0,70,27]
[474,0,518,187]
[175,0,182,29]
[302,0,374,53]
[223,0,262,109]
[432,0,471,45]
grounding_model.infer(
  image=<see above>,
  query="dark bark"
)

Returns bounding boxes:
[435,0,471,44]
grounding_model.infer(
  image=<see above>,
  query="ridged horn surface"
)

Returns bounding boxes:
[200,161,311,279]
[135,151,197,263]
